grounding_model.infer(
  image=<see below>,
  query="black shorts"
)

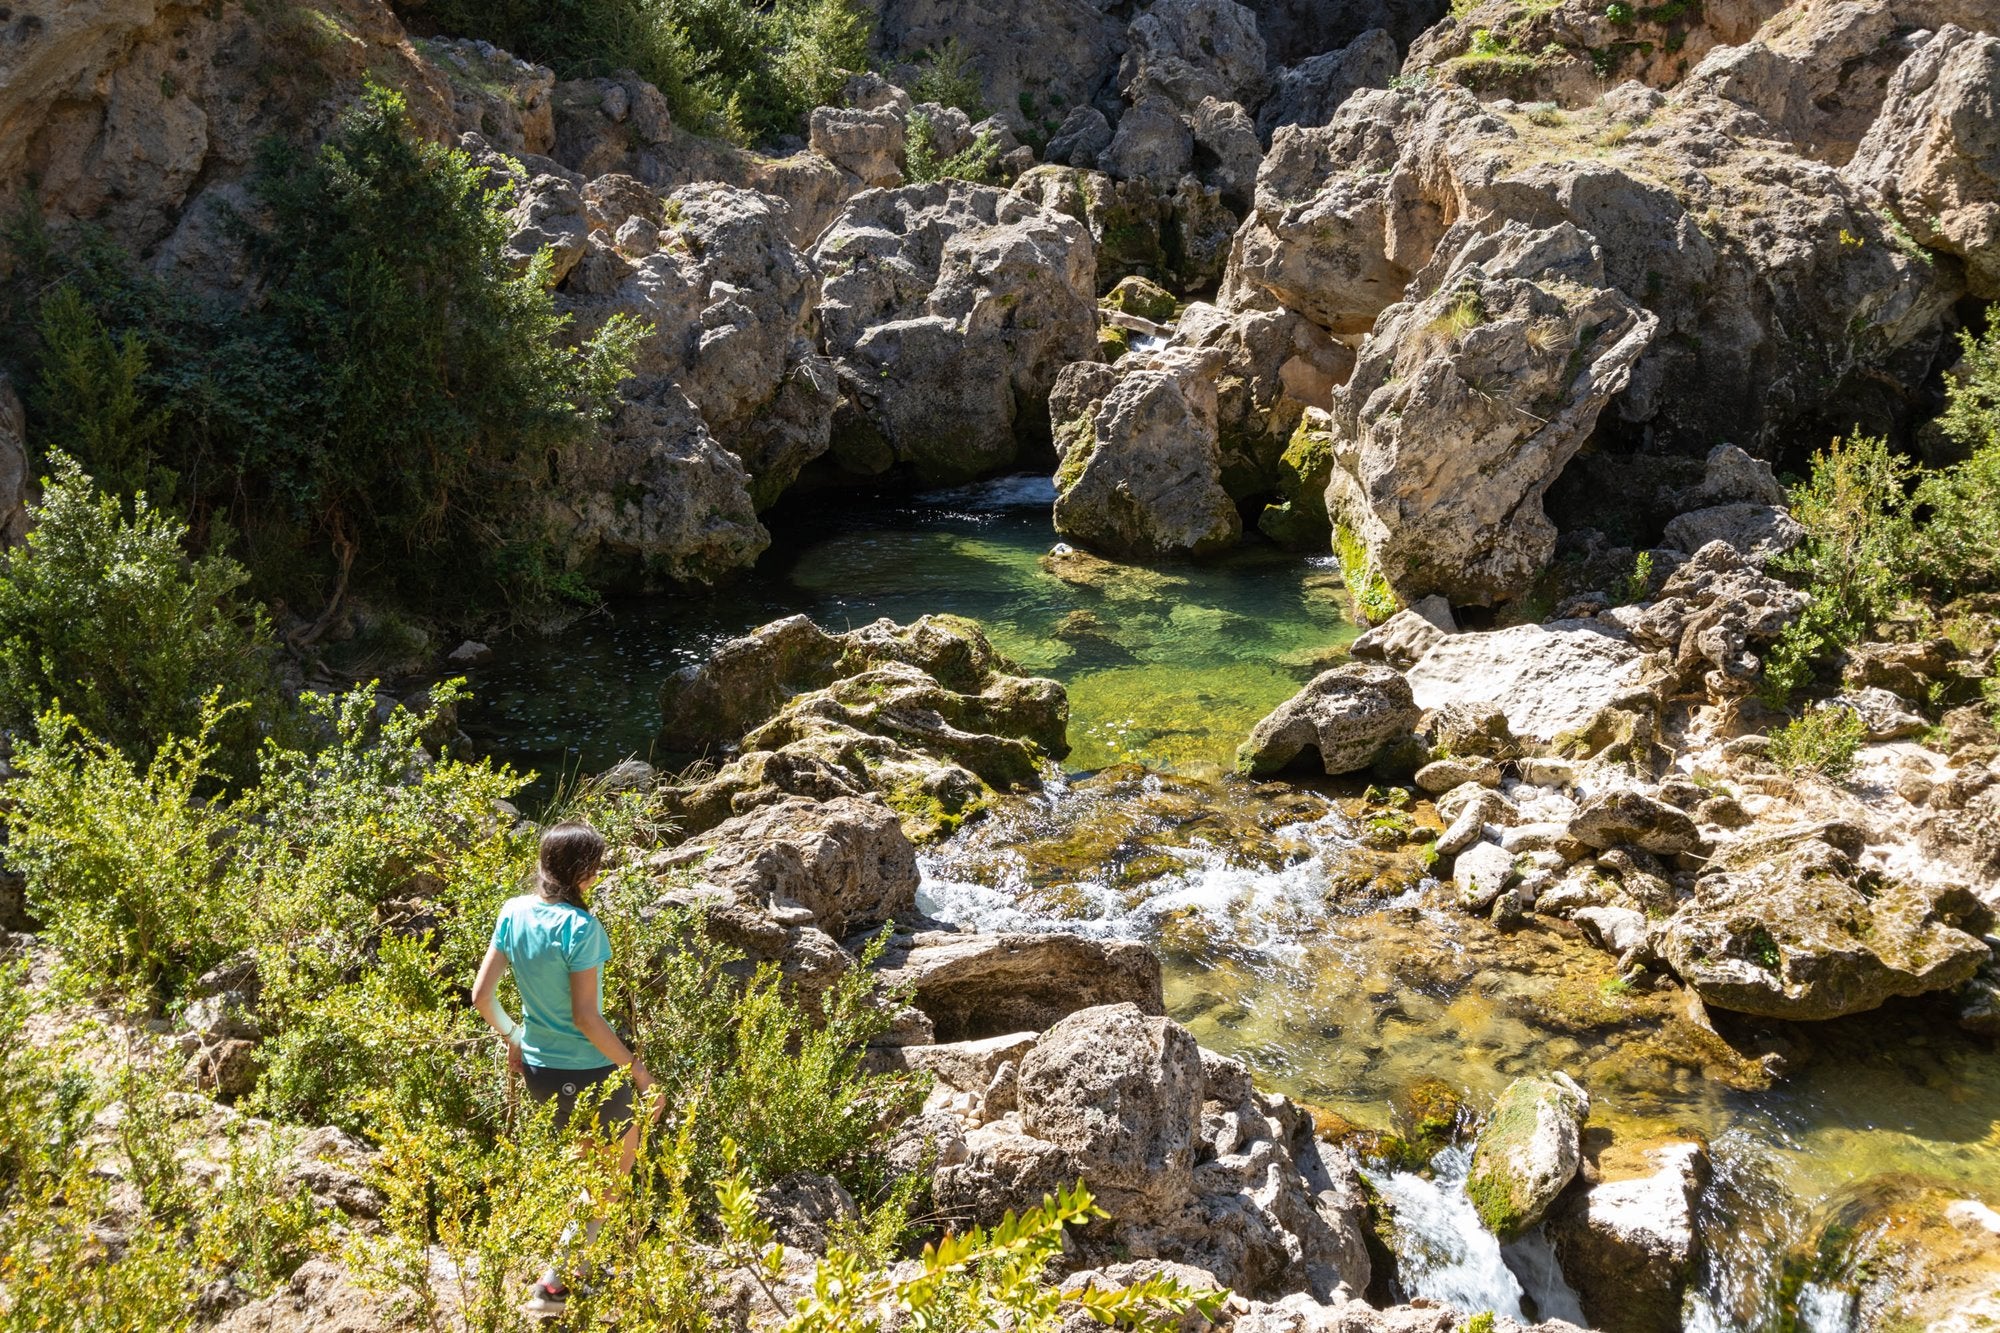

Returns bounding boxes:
[521,1062,635,1137]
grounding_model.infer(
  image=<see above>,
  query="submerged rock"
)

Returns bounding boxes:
[1465,1072,1590,1241]
[1237,664,1421,777]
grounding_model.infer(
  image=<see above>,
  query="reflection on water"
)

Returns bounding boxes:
[461,476,1356,796]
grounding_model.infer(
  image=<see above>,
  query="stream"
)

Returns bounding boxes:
[462,475,2000,1332]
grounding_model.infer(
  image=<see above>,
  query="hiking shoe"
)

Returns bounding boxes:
[522,1279,568,1316]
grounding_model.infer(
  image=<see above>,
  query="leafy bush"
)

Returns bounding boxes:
[244,82,639,608]
[1761,433,1917,703]
[0,457,280,772]
[4,83,638,618]
[909,37,986,117]
[904,112,1005,185]
[413,0,870,143]
[1768,704,1865,779]
[8,698,249,1001]
[1913,317,2000,594]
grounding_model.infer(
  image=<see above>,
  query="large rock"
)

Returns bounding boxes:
[0,0,453,259]
[1657,830,1994,1020]
[428,37,556,155]
[865,0,1127,128]
[1219,80,1955,464]
[1015,1003,1206,1213]
[657,795,918,938]
[541,385,769,585]
[1607,539,1809,703]
[931,1006,1374,1301]
[1661,503,1805,562]
[1549,1142,1709,1333]
[870,932,1164,1041]
[1403,621,1657,749]
[657,614,1069,839]
[1048,349,1242,560]
[1567,789,1702,856]
[560,181,834,508]
[1323,221,1657,606]
[1119,0,1269,115]
[1466,1072,1591,1241]
[809,105,906,191]
[1236,664,1421,777]
[813,183,1097,483]
[1844,24,2000,297]
[1175,303,1352,500]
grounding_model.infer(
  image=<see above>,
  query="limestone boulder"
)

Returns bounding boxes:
[1608,540,1809,702]
[1350,607,1448,670]
[498,167,588,285]
[656,795,918,938]
[657,614,1069,839]
[931,1006,1374,1301]
[542,385,769,585]
[1119,0,1270,116]
[1657,832,1993,1020]
[813,183,1097,483]
[1220,80,1955,464]
[561,182,833,509]
[1011,165,1236,293]
[870,932,1164,1041]
[865,0,1127,128]
[1324,221,1657,606]
[1567,789,1703,856]
[1661,503,1805,562]
[1049,349,1242,560]
[1404,622,1658,750]
[1466,1072,1591,1241]
[1237,664,1421,777]
[809,105,906,191]
[1548,1142,1709,1333]
[1101,98,1196,190]
[1844,24,2000,297]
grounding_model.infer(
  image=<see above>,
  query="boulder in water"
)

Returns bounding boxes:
[1237,663,1421,777]
[1548,1142,1709,1333]
[1466,1072,1590,1242]
[869,930,1164,1042]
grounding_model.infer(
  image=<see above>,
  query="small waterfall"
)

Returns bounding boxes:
[1363,1146,1586,1324]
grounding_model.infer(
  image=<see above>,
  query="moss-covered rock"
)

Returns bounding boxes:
[1102,275,1178,324]
[1466,1072,1591,1241]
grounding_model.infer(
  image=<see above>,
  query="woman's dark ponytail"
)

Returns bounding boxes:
[537,822,607,912]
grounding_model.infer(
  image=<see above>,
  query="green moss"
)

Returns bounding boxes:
[1334,524,1400,624]
[1466,1168,1529,1240]
[1100,275,1178,323]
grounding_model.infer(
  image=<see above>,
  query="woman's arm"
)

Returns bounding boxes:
[472,947,524,1074]
[569,968,650,1090]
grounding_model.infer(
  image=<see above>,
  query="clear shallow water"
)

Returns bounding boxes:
[460,476,1357,792]
[463,475,2000,1330]
[916,771,2000,1330]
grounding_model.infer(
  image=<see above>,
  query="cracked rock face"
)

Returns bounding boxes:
[1323,221,1658,606]
[812,183,1097,483]
[1049,349,1243,560]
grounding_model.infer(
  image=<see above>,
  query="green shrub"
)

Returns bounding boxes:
[1762,433,1916,703]
[30,284,172,501]
[905,112,1005,185]
[0,456,280,772]
[413,0,870,143]
[4,83,639,618]
[910,37,986,117]
[1768,704,1865,779]
[1913,317,2000,594]
[7,697,250,1002]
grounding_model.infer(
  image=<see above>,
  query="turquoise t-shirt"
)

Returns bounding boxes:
[490,895,613,1071]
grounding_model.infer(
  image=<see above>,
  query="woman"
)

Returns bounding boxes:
[472,821,652,1316]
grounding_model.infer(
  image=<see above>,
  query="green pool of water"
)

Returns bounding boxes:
[461,476,1357,790]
